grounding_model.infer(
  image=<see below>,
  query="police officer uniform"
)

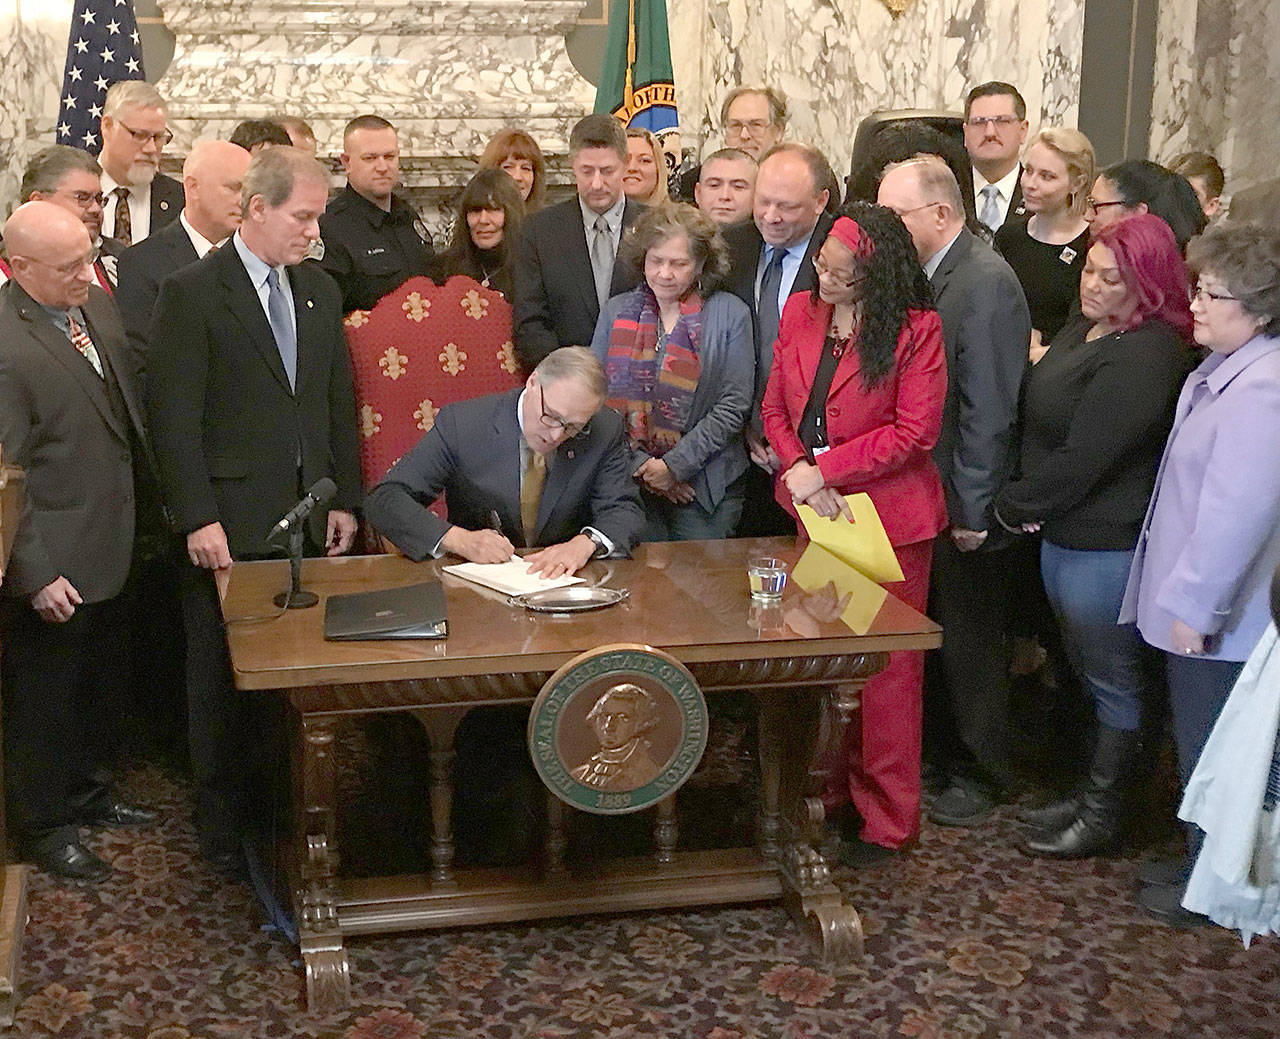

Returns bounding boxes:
[317,185,435,313]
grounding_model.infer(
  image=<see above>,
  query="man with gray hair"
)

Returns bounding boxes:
[677,85,788,200]
[97,80,184,246]
[367,345,644,577]
[147,146,361,872]
[513,114,645,370]
[878,155,1031,827]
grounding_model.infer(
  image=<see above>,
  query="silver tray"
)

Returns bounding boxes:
[508,586,630,613]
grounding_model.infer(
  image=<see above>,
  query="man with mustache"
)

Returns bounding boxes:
[97,81,183,247]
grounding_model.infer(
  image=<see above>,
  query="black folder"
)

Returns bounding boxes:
[323,581,448,640]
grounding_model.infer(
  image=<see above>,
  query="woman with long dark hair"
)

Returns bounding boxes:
[762,202,947,866]
[430,169,525,299]
[1085,159,1208,253]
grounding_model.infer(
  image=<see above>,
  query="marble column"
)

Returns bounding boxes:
[667,0,1085,182]
[1150,0,1280,195]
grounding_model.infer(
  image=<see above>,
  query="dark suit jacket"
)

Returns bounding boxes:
[929,228,1030,540]
[0,281,151,602]
[723,212,836,414]
[149,173,184,233]
[512,197,645,370]
[115,217,200,385]
[365,388,645,558]
[146,242,361,558]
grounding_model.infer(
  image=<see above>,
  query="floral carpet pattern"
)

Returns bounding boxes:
[12,753,1280,1039]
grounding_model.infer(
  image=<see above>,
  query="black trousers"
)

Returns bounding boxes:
[1,594,130,845]
[734,464,794,538]
[924,534,1016,792]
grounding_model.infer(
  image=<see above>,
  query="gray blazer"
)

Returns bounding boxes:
[0,281,150,601]
[929,227,1030,539]
[590,289,754,514]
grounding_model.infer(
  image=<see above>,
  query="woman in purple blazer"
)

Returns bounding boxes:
[1120,222,1280,926]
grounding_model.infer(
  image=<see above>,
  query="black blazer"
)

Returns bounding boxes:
[150,173,184,232]
[929,228,1030,540]
[365,388,645,557]
[723,211,835,410]
[146,242,361,558]
[0,281,152,602]
[115,217,200,384]
[512,197,645,371]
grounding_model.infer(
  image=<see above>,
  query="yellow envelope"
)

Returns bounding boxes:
[790,544,888,635]
[796,493,904,584]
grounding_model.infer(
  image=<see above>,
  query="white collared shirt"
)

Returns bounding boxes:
[973,164,1022,228]
[232,231,296,342]
[100,170,153,243]
[179,210,223,259]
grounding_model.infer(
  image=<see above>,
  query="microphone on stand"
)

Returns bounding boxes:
[266,477,336,546]
[266,477,338,609]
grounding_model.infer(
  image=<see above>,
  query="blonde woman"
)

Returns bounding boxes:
[623,128,670,206]
[995,128,1096,361]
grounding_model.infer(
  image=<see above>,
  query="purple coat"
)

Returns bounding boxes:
[1121,334,1280,660]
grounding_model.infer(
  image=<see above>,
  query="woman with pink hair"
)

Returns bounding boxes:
[996,213,1195,859]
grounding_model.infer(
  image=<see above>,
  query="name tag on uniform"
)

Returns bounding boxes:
[365,247,387,256]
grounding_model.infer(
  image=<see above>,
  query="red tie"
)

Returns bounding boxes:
[67,314,104,378]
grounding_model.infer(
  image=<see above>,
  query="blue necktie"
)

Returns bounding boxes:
[266,268,297,391]
[757,247,785,369]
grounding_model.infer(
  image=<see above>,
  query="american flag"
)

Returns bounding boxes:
[55,0,147,151]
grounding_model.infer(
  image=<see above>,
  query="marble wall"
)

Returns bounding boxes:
[1149,0,1280,196]
[0,1,72,215]
[668,0,1085,180]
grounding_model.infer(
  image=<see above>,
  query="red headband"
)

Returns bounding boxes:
[827,216,874,260]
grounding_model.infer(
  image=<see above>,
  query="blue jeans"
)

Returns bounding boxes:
[1040,541,1159,732]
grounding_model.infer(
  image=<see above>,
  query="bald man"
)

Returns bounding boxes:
[116,139,253,371]
[0,203,158,880]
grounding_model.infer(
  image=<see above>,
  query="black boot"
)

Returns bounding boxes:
[1024,725,1140,859]
[1018,793,1080,832]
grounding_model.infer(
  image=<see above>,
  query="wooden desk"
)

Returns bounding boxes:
[222,538,941,1012]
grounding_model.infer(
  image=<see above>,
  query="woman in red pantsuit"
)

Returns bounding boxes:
[761,205,948,866]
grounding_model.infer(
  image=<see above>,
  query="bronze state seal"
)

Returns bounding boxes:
[528,644,709,814]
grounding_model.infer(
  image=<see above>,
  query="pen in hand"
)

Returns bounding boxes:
[484,510,515,562]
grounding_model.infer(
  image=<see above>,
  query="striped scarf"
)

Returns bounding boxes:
[603,283,703,458]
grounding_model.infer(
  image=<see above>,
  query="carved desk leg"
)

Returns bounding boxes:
[412,708,466,887]
[293,707,349,1013]
[771,655,887,971]
[754,693,783,864]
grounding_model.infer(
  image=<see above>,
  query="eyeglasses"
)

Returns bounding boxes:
[61,190,106,207]
[812,255,864,288]
[116,121,174,147]
[887,200,945,218]
[965,116,1021,130]
[1190,285,1238,304]
[1085,197,1128,213]
[537,383,589,439]
[725,119,773,136]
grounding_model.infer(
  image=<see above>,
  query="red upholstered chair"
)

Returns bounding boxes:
[344,275,522,548]
[344,275,522,487]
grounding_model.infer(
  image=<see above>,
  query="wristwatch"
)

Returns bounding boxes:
[582,528,609,558]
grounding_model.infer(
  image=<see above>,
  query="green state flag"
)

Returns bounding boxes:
[594,0,678,133]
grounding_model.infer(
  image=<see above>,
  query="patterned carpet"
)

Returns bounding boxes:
[12,726,1280,1039]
